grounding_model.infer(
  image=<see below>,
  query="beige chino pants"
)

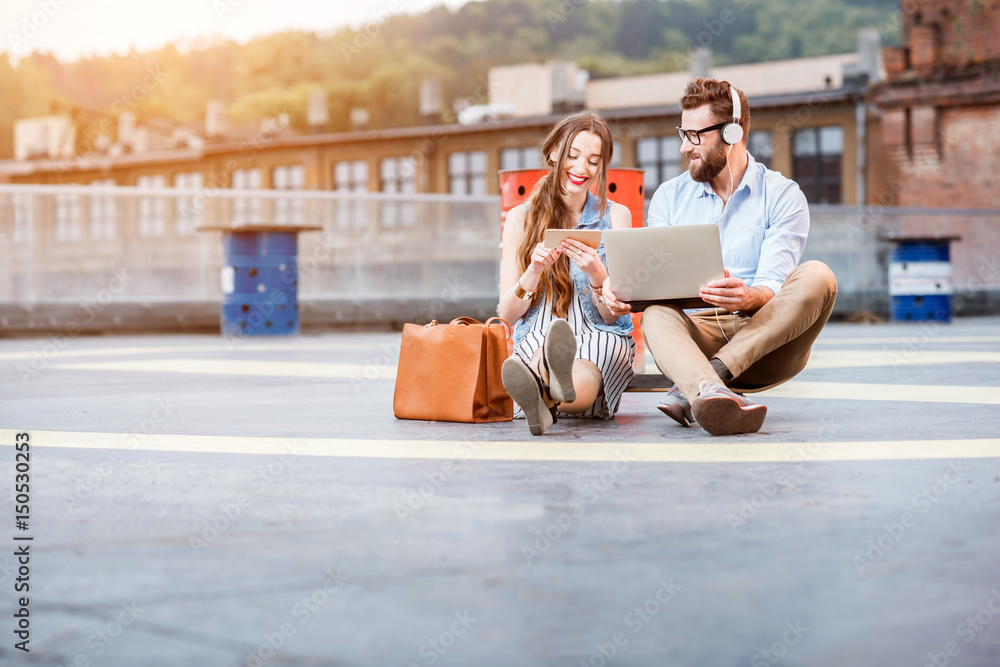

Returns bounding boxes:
[641,261,839,399]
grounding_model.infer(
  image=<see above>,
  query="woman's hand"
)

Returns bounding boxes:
[529,241,563,273]
[559,239,607,287]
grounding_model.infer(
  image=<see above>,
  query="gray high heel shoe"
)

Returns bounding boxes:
[540,318,577,404]
[502,356,558,436]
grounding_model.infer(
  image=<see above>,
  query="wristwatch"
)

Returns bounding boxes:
[513,280,536,300]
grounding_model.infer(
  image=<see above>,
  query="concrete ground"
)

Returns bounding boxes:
[1,317,1000,666]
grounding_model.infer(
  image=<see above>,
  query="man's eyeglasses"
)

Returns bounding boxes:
[675,122,728,146]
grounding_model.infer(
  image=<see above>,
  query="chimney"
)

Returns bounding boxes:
[308,90,328,131]
[844,28,883,87]
[420,78,442,124]
[857,28,881,82]
[118,111,136,148]
[206,100,226,139]
[690,48,712,79]
[350,108,370,131]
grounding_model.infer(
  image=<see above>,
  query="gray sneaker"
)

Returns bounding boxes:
[657,384,693,427]
[690,381,767,436]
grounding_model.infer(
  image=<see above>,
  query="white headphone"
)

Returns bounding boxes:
[721,83,744,145]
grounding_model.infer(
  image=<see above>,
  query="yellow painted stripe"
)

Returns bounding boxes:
[761,380,1000,405]
[2,429,998,463]
[0,341,396,362]
[46,359,1000,405]
[804,350,1000,369]
[815,336,1000,345]
[49,358,396,379]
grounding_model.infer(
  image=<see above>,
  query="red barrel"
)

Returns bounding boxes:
[499,168,645,238]
[498,168,648,368]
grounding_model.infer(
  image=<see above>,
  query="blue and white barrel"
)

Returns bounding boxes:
[888,240,953,322]
[220,231,299,335]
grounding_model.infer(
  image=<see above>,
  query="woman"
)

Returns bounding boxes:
[498,110,635,436]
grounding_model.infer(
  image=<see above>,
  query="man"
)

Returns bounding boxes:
[603,78,838,435]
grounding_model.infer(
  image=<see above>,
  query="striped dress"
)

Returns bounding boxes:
[514,292,635,420]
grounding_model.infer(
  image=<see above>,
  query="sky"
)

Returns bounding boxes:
[0,0,469,61]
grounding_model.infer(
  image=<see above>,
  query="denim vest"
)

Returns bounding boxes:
[513,191,634,349]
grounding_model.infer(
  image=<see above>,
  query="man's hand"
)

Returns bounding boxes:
[699,270,773,313]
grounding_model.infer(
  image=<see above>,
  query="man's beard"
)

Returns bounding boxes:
[689,144,728,183]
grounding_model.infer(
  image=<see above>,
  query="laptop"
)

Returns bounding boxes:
[603,224,726,311]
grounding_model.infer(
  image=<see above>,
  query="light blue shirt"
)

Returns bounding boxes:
[646,152,809,296]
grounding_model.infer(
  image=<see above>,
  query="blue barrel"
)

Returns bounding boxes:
[888,239,953,322]
[220,231,299,335]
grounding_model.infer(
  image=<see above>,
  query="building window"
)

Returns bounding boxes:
[231,168,262,223]
[273,164,305,224]
[636,136,682,199]
[380,156,416,227]
[136,175,166,237]
[54,193,81,242]
[174,172,203,235]
[89,179,116,241]
[334,160,368,191]
[334,160,368,230]
[448,151,487,195]
[748,130,774,170]
[500,147,538,171]
[793,126,843,204]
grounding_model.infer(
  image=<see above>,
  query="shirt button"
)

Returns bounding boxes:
[747,226,753,231]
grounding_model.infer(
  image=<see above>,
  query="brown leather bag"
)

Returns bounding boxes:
[393,317,514,423]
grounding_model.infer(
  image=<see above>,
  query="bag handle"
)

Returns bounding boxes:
[445,316,512,340]
[449,317,483,327]
[483,316,513,340]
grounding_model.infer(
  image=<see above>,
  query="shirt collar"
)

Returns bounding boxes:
[696,151,761,199]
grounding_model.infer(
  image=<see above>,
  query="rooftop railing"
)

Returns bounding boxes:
[0,184,997,329]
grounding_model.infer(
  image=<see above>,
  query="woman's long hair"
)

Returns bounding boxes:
[517,110,613,318]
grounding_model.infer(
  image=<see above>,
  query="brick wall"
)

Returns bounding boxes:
[894,106,1000,209]
[876,0,1000,210]
[900,0,1000,68]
